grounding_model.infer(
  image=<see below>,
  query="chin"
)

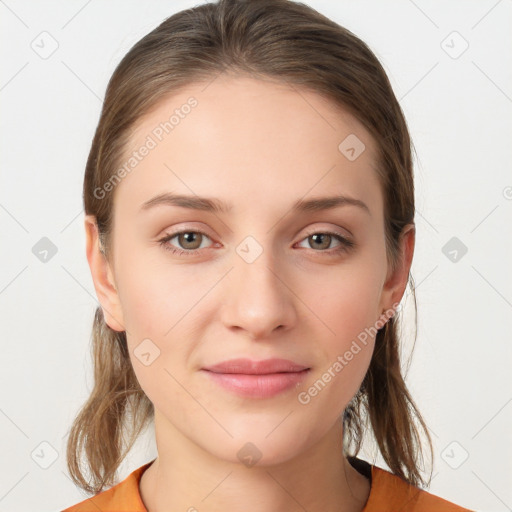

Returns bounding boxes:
[201,420,317,469]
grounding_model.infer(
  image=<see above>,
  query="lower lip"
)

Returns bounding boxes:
[202,369,310,398]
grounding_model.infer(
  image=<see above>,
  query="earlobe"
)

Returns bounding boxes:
[84,215,125,332]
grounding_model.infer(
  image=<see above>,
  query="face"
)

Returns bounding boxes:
[85,74,412,466]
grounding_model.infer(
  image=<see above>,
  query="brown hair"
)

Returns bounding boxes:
[67,0,433,494]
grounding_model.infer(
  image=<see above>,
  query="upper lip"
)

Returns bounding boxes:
[203,358,310,374]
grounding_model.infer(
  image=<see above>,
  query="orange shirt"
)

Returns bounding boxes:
[62,458,473,511]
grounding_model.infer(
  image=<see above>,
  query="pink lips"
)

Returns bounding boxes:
[201,358,310,398]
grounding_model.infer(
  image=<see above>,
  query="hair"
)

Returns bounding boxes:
[67,0,433,495]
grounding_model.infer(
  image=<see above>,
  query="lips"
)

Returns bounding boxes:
[201,358,311,399]
[203,358,310,374]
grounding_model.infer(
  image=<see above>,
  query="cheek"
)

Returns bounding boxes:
[116,247,209,338]
[309,263,383,346]
[117,264,211,409]
[122,289,196,422]
[301,261,382,400]
[298,297,377,421]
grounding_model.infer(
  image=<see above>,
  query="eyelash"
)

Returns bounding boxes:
[157,228,355,257]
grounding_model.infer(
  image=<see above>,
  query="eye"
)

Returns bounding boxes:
[158,230,213,256]
[296,230,355,255]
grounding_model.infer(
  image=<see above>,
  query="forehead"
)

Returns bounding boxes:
[112,74,382,221]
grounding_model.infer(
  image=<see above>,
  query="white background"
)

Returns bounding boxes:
[1,1,511,511]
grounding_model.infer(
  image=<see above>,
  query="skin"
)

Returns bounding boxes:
[85,74,414,512]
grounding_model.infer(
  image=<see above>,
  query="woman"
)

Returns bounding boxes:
[62,0,473,510]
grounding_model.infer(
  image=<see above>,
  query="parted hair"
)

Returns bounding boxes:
[67,0,433,494]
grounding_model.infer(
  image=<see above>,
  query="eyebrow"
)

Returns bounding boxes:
[139,192,371,216]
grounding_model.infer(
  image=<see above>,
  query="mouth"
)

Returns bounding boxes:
[201,358,311,398]
[203,357,310,374]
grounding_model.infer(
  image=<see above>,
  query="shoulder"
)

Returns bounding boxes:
[61,461,153,512]
[364,464,474,512]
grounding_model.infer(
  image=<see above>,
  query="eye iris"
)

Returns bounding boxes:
[179,232,202,250]
[310,233,331,250]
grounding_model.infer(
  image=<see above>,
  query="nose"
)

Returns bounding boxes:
[220,246,297,340]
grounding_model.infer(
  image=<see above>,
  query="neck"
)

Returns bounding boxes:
[139,413,370,512]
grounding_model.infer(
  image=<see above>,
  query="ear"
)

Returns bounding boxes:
[84,214,125,332]
[377,223,415,326]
